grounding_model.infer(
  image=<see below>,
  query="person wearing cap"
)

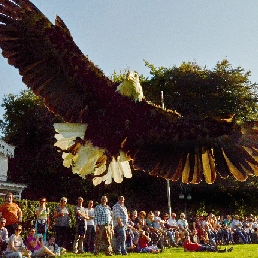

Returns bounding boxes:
[94,196,113,256]
[112,196,128,255]
[53,197,70,249]
[73,197,88,254]
[0,192,22,236]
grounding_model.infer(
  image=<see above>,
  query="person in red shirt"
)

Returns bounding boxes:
[184,236,233,252]
[0,192,22,236]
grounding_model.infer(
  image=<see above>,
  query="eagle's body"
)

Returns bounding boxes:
[0,0,258,184]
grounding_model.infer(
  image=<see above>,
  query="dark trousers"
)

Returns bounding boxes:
[55,225,69,248]
[86,225,96,252]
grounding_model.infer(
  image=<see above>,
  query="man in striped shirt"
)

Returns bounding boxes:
[112,196,128,255]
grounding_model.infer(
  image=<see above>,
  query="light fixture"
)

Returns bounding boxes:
[179,193,184,199]
[187,193,192,200]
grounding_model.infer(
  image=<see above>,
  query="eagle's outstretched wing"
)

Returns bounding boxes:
[1,0,258,184]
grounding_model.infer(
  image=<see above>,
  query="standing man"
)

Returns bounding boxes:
[73,197,87,254]
[94,196,113,256]
[0,192,22,236]
[53,197,70,249]
[112,196,128,255]
[85,200,95,253]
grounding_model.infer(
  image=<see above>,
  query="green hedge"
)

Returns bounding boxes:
[0,198,76,238]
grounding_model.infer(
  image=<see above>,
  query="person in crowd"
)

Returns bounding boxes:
[137,211,147,231]
[146,211,160,246]
[134,229,159,253]
[73,196,87,254]
[153,210,162,230]
[190,228,200,244]
[94,196,113,256]
[26,227,55,257]
[177,213,189,244]
[53,197,70,249]
[168,213,179,245]
[45,235,59,255]
[222,214,233,244]
[184,236,233,252]
[4,224,31,258]
[161,213,177,247]
[112,196,128,255]
[129,210,140,243]
[231,215,248,244]
[85,200,95,253]
[0,192,22,236]
[0,217,8,254]
[35,197,49,241]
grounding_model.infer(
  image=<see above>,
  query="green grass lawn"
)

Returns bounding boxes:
[61,244,258,257]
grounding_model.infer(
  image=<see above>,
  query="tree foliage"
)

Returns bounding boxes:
[142,60,258,122]
[1,59,258,213]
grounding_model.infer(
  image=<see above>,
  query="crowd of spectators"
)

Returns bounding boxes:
[0,192,257,256]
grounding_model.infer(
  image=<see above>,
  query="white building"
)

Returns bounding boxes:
[0,140,26,200]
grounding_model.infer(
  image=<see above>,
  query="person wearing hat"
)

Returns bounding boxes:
[53,197,70,249]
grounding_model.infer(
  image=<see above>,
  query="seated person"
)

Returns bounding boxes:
[45,236,59,254]
[26,228,55,257]
[46,235,67,256]
[134,230,159,253]
[5,224,31,258]
[184,236,233,252]
[0,217,8,253]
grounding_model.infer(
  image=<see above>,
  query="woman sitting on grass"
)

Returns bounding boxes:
[134,230,159,253]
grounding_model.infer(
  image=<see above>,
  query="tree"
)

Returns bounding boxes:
[0,90,93,201]
[143,59,258,121]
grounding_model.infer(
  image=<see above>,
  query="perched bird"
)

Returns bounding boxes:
[0,0,258,185]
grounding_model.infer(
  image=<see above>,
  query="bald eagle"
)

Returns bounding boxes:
[0,0,258,185]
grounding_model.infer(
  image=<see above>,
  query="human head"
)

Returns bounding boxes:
[171,213,177,218]
[28,227,36,236]
[0,217,6,228]
[101,195,108,205]
[180,213,185,219]
[118,196,125,204]
[154,210,160,216]
[60,197,67,204]
[139,211,146,217]
[14,224,22,234]
[77,197,84,203]
[39,197,47,206]
[88,200,94,208]
[163,213,169,220]
[5,192,14,203]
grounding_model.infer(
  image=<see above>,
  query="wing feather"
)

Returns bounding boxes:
[1,0,258,184]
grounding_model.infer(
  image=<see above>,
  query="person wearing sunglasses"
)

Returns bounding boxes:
[4,224,31,258]
[53,197,70,249]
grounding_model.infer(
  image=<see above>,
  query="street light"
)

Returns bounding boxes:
[179,192,192,218]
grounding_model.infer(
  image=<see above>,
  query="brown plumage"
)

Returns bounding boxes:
[0,0,258,184]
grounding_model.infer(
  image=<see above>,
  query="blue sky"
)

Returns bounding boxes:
[1,0,258,120]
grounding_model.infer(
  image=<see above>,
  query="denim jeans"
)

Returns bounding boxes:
[114,225,127,254]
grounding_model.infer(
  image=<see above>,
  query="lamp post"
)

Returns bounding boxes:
[179,192,192,218]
